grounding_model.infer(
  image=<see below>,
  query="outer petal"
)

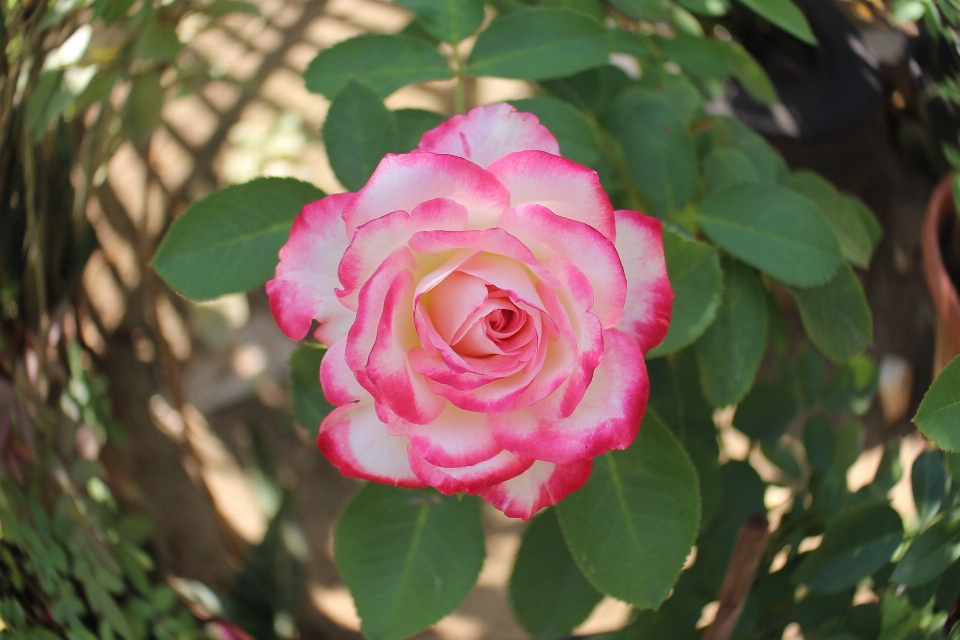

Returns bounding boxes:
[409,449,534,495]
[317,401,426,488]
[267,193,355,345]
[320,337,364,406]
[479,459,593,520]
[417,103,560,169]
[403,405,501,467]
[501,204,626,329]
[490,329,648,464]
[342,153,510,236]
[337,198,469,311]
[487,150,616,240]
[366,270,446,424]
[614,210,673,354]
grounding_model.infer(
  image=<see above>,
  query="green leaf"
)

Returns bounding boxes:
[794,503,903,593]
[678,0,730,16]
[891,519,960,587]
[541,0,607,20]
[467,9,610,80]
[541,65,630,117]
[721,40,778,105]
[699,116,787,184]
[703,147,761,192]
[393,108,445,153]
[914,356,960,452]
[122,71,163,146]
[786,171,875,268]
[911,451,946,526]
[659,34,732,80]
[303,34,453,100]
[648,228,723,357]
[610,89,699,218]
[152,178,324,300]
[556,410,700,609]
[610,29,654,58]
[845,194,883,249]
[788,263,873,363]
[336,485,485,640]
[323,81,397,191]
[395,0,485,44]
[289,346,333,438]
[695,259,768,407]
[734,0,816,44]
[509,509,603,639]
[607,0,669,20]
[697,183,843,287]
[137,17,182,63]
[509,97,601,167]
[734,371,798,441]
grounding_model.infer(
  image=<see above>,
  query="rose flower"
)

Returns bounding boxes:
[267,104,672,519]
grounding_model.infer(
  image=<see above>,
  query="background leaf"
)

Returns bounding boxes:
[914,356,960,451]
[734,0,816,44]
[695,259,768,407]
[289,346,333,438]
[393,108,445,153]
[323,81,397,191]
[911,451,946,527]
[794,504,903,594]
[152,178,324,300]
[509,97,602,167]
[610,89,699,218]
[786,171,875,268]
[648,229,723,357]
[395,0,485,44]
[467,9,610,80]
[697,183,843,287]
[734,372,798,441]
[557,411,700,609]
[891,519,960,587]
[788,263,873,363]
[303,34,452,99]
[509,509,603,640]
[335,485,485,640]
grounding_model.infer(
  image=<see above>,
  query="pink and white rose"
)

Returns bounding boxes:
[267,103,672,519]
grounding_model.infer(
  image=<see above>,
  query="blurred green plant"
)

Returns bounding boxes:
[0,0,285,638]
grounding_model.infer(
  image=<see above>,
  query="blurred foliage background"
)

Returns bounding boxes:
[4,0,960,639]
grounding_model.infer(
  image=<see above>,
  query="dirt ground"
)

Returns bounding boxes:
[78,1,944,638]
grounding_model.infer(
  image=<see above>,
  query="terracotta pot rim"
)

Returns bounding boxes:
[921,174,960,347]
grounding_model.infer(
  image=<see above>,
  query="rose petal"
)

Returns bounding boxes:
[501,203,626,328]
[487,150,616,240]
[337,198,469,311]
[345,247,416,404]
[317,401,425,488]
[403,405,502,467]
[537,258,604,416]
[267,193,355,345]
[491,328,648,464]
[320,337,364,406]
[343,153,510,236]
[614,210,673,354]
[408,227,562,290]
[366,270,446,425]
[409,448,534,495]
[479,459,593,520]
[417,103,560,169]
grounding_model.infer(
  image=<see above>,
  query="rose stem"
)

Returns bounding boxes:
[703,513,770,640]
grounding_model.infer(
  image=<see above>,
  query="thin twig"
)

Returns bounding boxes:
[704,513,770,640]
